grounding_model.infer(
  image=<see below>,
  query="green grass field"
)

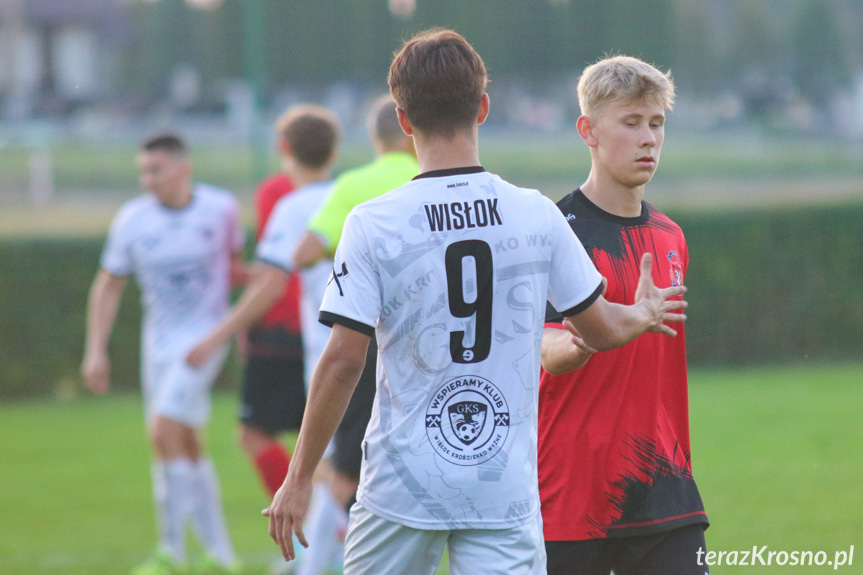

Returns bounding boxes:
[1,363,861,574]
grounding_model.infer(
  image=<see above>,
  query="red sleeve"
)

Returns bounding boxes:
[255,174,295,239]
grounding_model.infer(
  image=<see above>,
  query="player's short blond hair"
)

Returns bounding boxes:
[577,56,675,118]
[276,104,340,169]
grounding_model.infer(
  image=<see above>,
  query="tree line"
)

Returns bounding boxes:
[120,0,861,113]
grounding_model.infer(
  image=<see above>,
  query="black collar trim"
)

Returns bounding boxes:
[575,189,650,226]
[412,166,485,180]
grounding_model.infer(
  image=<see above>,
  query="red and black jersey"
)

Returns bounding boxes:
[249,174,303,358]
[254,174,302,334]
[538,189,707,541]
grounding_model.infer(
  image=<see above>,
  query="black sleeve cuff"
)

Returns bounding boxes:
[319,311,376,337]
[557,280,604,318]
[545,300,563,324]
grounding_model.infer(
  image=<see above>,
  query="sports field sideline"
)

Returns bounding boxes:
[0,362,860,574]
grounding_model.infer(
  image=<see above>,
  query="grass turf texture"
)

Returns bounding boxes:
[0,363,860,574]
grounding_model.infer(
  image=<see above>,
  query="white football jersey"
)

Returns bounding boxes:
[256,181,334,384]
[319,168,603,530]
[101,184,245,358]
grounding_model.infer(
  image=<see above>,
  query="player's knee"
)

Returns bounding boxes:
[149,422,171,455]
[237,423,275,456]
[149,417,194,458]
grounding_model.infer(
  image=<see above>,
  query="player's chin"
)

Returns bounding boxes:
[627,171,655,187]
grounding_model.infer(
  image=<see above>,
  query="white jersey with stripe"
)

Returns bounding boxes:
[319,168,603,530]
[255,180,334,384]
[101,184,245,359]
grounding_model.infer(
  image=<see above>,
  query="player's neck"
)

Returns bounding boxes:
[580,171,645,218]
[413,129,481,174]
[289,165,330,189]
[158,182,194,209]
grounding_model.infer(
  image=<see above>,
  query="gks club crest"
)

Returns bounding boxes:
[425,375,509,466]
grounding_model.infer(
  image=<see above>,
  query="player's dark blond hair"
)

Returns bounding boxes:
[577,56,675,118]
[388,28,488,137]
[276,104,340,169]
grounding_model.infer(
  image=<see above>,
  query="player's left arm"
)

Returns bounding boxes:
[187,262,288,367]
[566,253,687,351]
[292,231,328,269]
[264,324,371,562]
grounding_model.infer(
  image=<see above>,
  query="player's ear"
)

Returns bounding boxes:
[327,147,339,167]
[278,138,293,158]
[577,115,598,147]
[476,93,490,125]
[178,157,193,178]
[396,106,413,136]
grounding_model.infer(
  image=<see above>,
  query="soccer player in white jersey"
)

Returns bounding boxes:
[265,29,689,575]
[82,134,242,575]
[186,105,347,575]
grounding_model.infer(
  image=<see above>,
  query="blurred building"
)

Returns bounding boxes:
[0,0,132,119]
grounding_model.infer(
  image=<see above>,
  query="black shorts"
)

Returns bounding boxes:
[332,337,377,479]
[238,328,306,434]
[545,524,709,575]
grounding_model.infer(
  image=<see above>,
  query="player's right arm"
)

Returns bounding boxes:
[264,323,370,561]
[564,253,687,351]
[81,270,128,394]
[542,276,607,374]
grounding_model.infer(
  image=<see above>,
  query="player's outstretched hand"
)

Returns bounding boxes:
[186,336,219,368]
[81,351,110,394]
[263,474,312,562]
[633,253,688,337]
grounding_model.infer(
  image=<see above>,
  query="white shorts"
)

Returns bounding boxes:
[141,344,228,429]
[343,503,546,575]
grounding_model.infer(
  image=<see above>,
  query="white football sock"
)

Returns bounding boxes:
[298,482,348,575]
[188,457,236,565]
[153,459,191,563]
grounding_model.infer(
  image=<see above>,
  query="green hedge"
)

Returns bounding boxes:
[1,203,862,398]
[674,203,863,365]
[0,237,241,399]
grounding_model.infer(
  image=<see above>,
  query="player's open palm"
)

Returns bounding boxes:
[634,253,688,336]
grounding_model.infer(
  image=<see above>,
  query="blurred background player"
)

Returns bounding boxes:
[235,118,306,504]
[81,133,241,574]
[186,105,345,575]
[265,29,687,574]
[292,95,418,512]
[538,56,709,575]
